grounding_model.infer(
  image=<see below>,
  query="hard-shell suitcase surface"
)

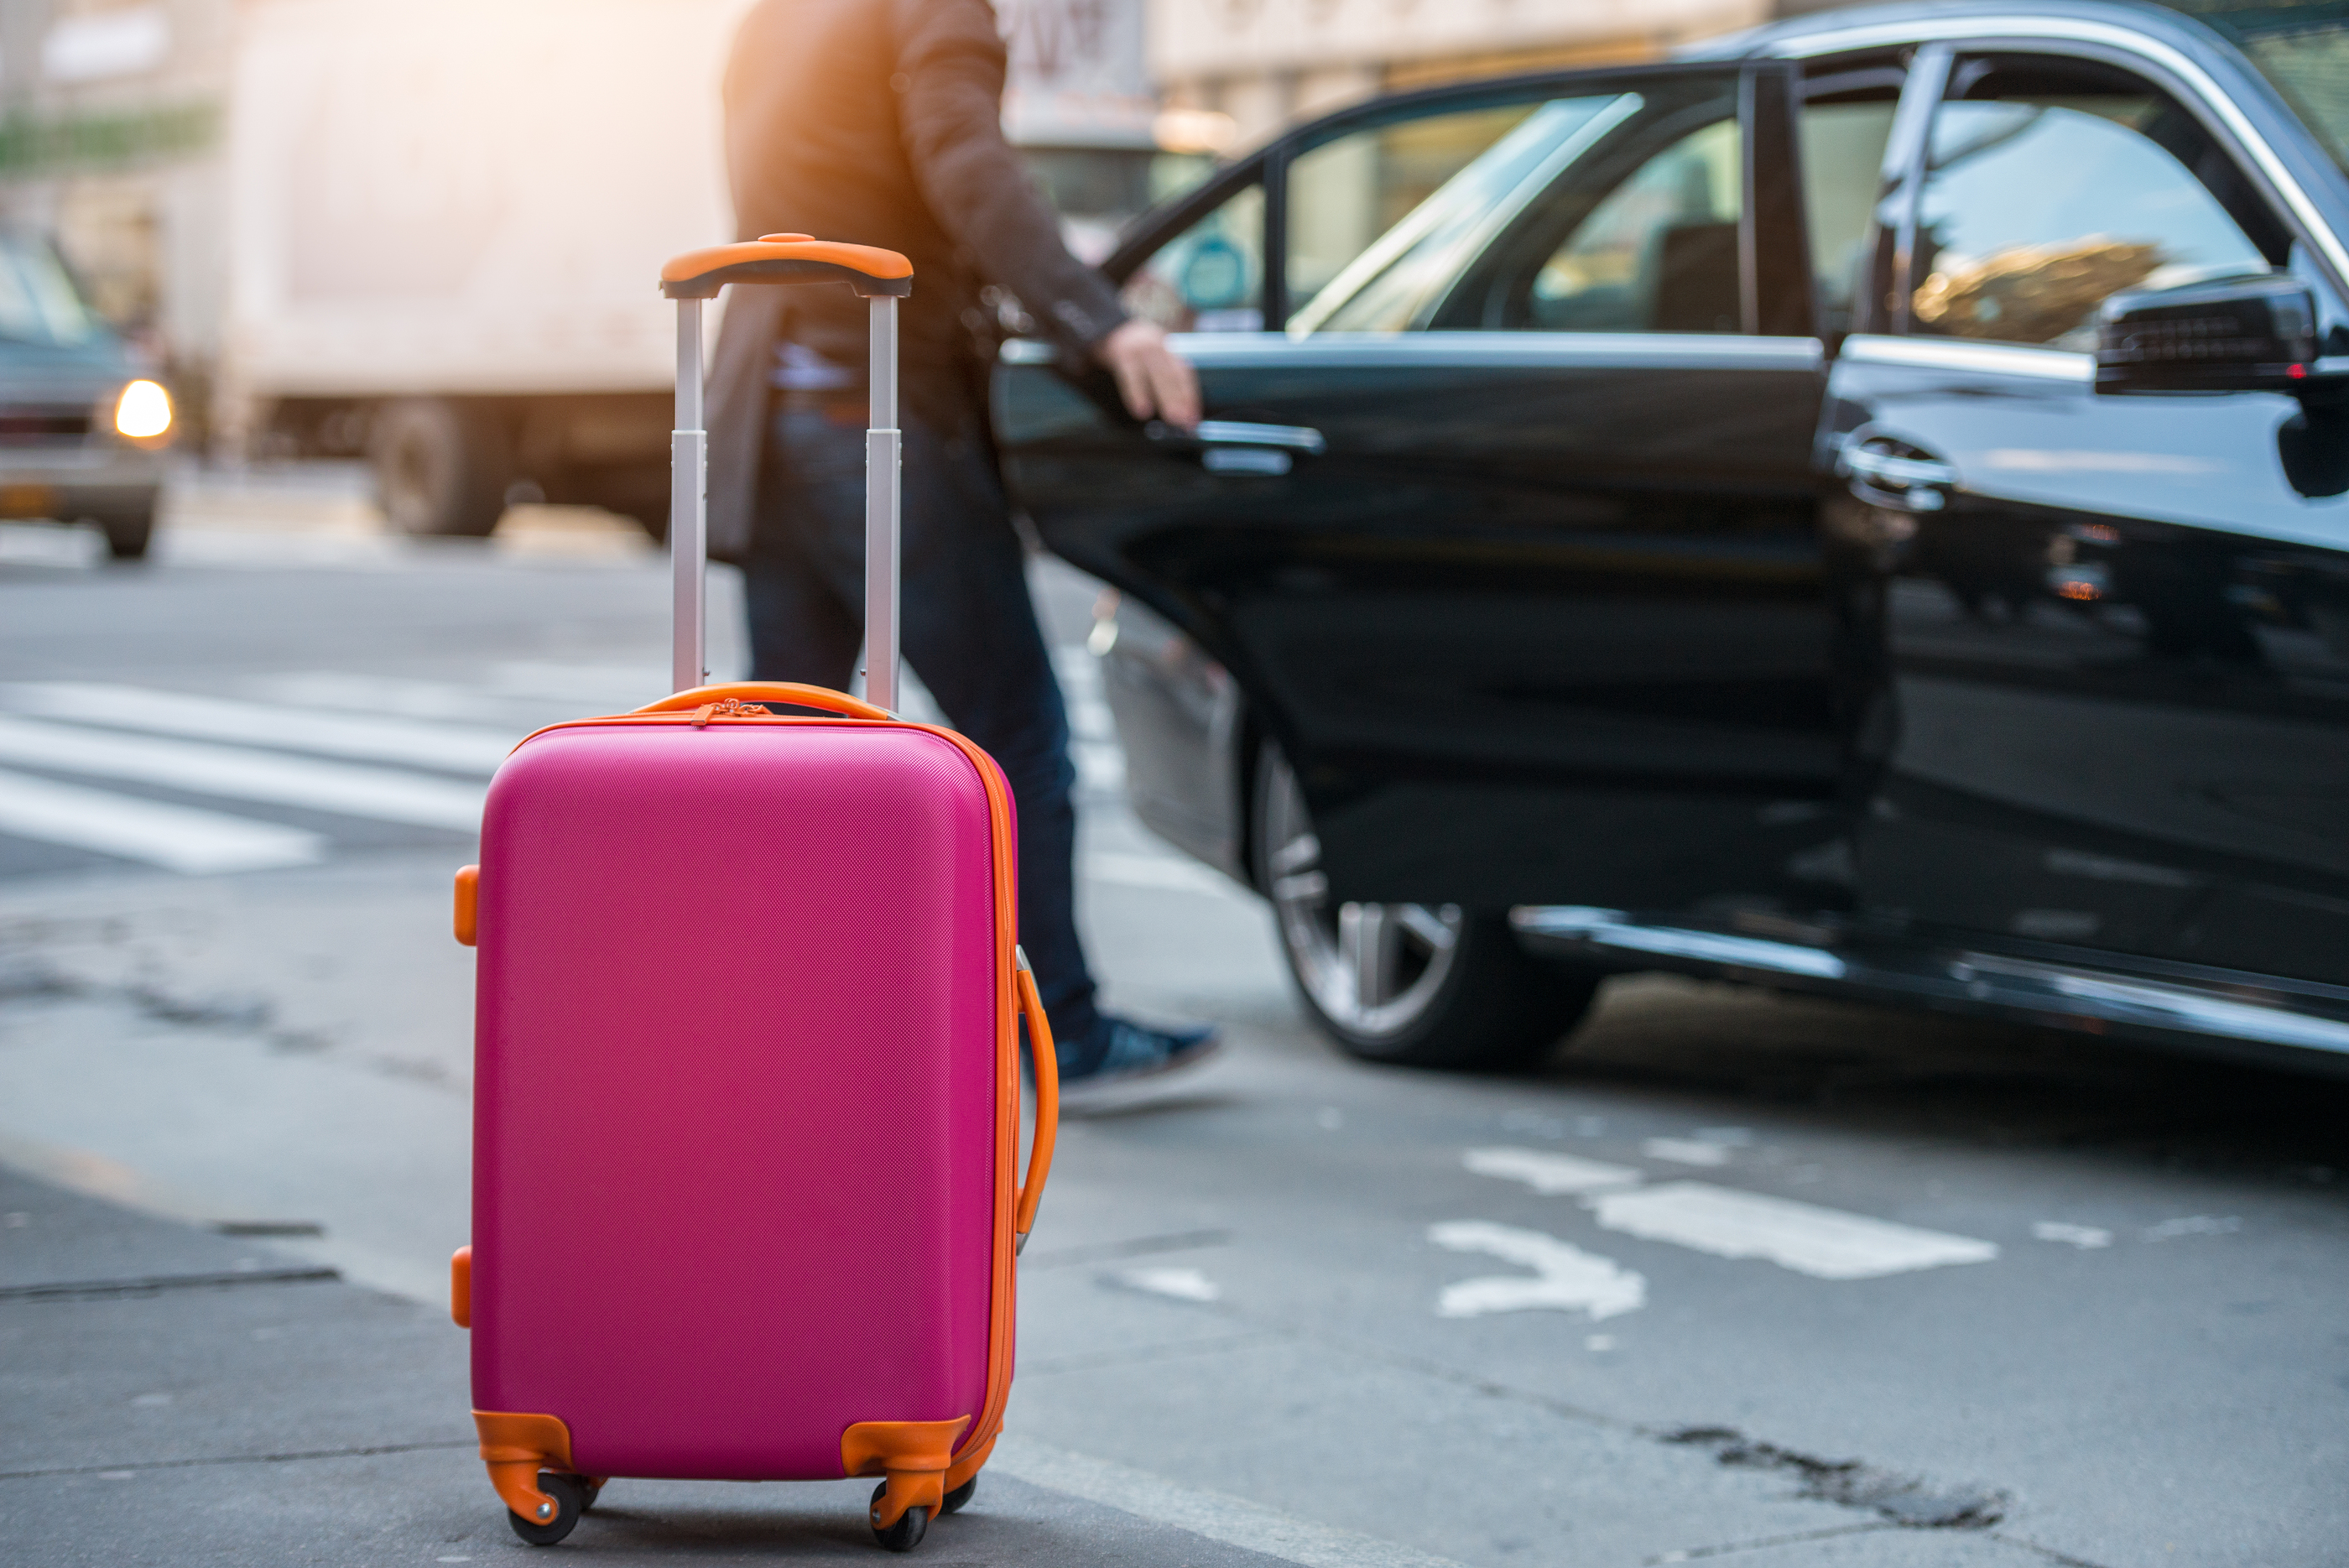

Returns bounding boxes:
[451,237,1058,1552]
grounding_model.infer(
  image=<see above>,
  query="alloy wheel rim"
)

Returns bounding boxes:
[1259,748,1464,1039]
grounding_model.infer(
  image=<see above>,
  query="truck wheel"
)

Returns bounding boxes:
[371,399,510,537]
[1252,742,1600,1071]
[96,505,156,561]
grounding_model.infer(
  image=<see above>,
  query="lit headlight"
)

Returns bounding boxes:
[115,379,172,440]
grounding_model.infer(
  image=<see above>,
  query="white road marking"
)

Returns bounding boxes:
[0,716,486,831]
[2143,1215,2240,1240]
[1117,1265,1221,1302]
[1463,1145,1643,1195]
[1642,1137,1732,1167]
[2032,1222,2113,1249]
[1588,1183,1998,1280]
[0,768,326,873]
[3,682,516,774]
[990,1435,1472,1568]
[1429,1221,1647,1320]
[245,672,536,725]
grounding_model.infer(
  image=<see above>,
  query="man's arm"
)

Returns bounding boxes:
[888,0,1197,427]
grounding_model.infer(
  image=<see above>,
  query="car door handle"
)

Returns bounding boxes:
[1147,420,1328,456]
[1841,441,1956,511]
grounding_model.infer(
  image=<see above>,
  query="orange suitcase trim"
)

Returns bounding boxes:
[472,1410,574,1524]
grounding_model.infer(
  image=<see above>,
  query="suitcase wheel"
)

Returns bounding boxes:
[869,1482,930,1552]
[507,1471,586,1546]
[940,1477,976,1517]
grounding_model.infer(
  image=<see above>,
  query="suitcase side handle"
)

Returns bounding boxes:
[633,681,893,721]
[1013,949,1059,1253]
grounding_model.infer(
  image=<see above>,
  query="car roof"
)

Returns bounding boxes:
[1685,0,2237,64]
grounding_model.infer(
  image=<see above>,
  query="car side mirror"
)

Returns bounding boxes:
[2096,273,2333,397]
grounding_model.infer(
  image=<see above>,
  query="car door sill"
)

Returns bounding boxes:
[1510,904,2349,1069]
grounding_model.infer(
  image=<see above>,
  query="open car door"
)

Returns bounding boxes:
[997,61,1850,919]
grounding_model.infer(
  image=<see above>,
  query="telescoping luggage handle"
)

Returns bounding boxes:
[659,237,915,706]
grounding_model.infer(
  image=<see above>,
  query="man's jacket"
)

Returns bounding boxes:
[706,0,1126,562]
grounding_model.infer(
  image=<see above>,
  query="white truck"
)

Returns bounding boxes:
[221,0,1157,538]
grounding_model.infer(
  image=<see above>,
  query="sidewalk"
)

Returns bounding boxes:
[0,1164,1451,1566]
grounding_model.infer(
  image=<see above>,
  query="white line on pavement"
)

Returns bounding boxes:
[0,716,486,832]
[988,1435,1473,1568]
[0,768,326,874]
[1429,1221,1648,1320]
[1116,1265,1221,1302]
[3,683,518,774]
[1642,1137,1732,1167]
[1589,1182,1999,1280]
[1463,1146,1643,1194]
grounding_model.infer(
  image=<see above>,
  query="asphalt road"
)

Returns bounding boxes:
[1,485,2345,1568]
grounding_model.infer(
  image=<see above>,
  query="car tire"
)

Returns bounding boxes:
[1252,742,1599,1071]
[370,399,511,537]
[96,506,155,562]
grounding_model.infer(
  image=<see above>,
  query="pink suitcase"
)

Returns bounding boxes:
[448,237,1060,1553]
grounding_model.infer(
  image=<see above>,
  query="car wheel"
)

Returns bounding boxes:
[96,507,155,561]
[1252,742,1599,1071]
[370,399,510,537]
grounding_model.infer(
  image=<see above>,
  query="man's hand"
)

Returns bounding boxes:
[1096,319,1201,431]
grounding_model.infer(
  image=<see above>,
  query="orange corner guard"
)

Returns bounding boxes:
[453,865,478,946]
[475,1411,574,1525]
[842,1416,969,1529]
[450,1246,471,1328]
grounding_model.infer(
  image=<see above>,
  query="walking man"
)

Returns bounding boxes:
[706,0,1218,1095]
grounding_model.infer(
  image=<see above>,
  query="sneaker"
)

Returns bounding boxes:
[1054,1015,1221,1107]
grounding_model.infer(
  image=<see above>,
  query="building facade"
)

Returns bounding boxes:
[1151,0,1816,150]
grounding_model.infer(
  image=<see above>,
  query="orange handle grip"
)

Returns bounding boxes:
[662,233,912,300]
[631,682,894,721]
[1013,959,1058,1248]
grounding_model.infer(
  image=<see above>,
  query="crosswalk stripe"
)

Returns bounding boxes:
[0,768,326,874]
[0,716,485,832]
[3,683,515,774]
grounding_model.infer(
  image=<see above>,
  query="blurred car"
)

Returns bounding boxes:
[0,231,173,560]
[994,0,2349,1073]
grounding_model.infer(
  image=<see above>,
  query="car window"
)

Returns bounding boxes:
[1284,95,1632,334]
[1118,182,1266,333]
[1800,94,1899,336]
[1909,55,2280,351]
[0,236,100,346]
[1522,116,1741,332]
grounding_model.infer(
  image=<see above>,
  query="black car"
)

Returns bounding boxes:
[992,0,2349,1074]
[0,231,173,560]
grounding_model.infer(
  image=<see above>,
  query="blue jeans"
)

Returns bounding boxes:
[746,402,1103,1063]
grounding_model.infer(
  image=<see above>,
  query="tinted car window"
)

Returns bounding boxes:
[1285,95,1633,333]
[2147,0,2349,175]
[0,236,101,346]
[1523,115,1741,331]
[1411,75,1750,333]
[1910,55,2277,350]
[1119,182,1265,333]
[1801,96,1899,336]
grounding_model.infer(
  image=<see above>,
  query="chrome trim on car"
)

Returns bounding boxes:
[1512,905,1849,979]
[1168,332,1828,372]
[1839,333,2094,382]
[1511,905,2349,1056]
[1763,13,2349,291]
[997,339,1058,365]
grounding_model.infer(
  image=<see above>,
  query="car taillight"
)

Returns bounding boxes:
[114,379,171,440]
